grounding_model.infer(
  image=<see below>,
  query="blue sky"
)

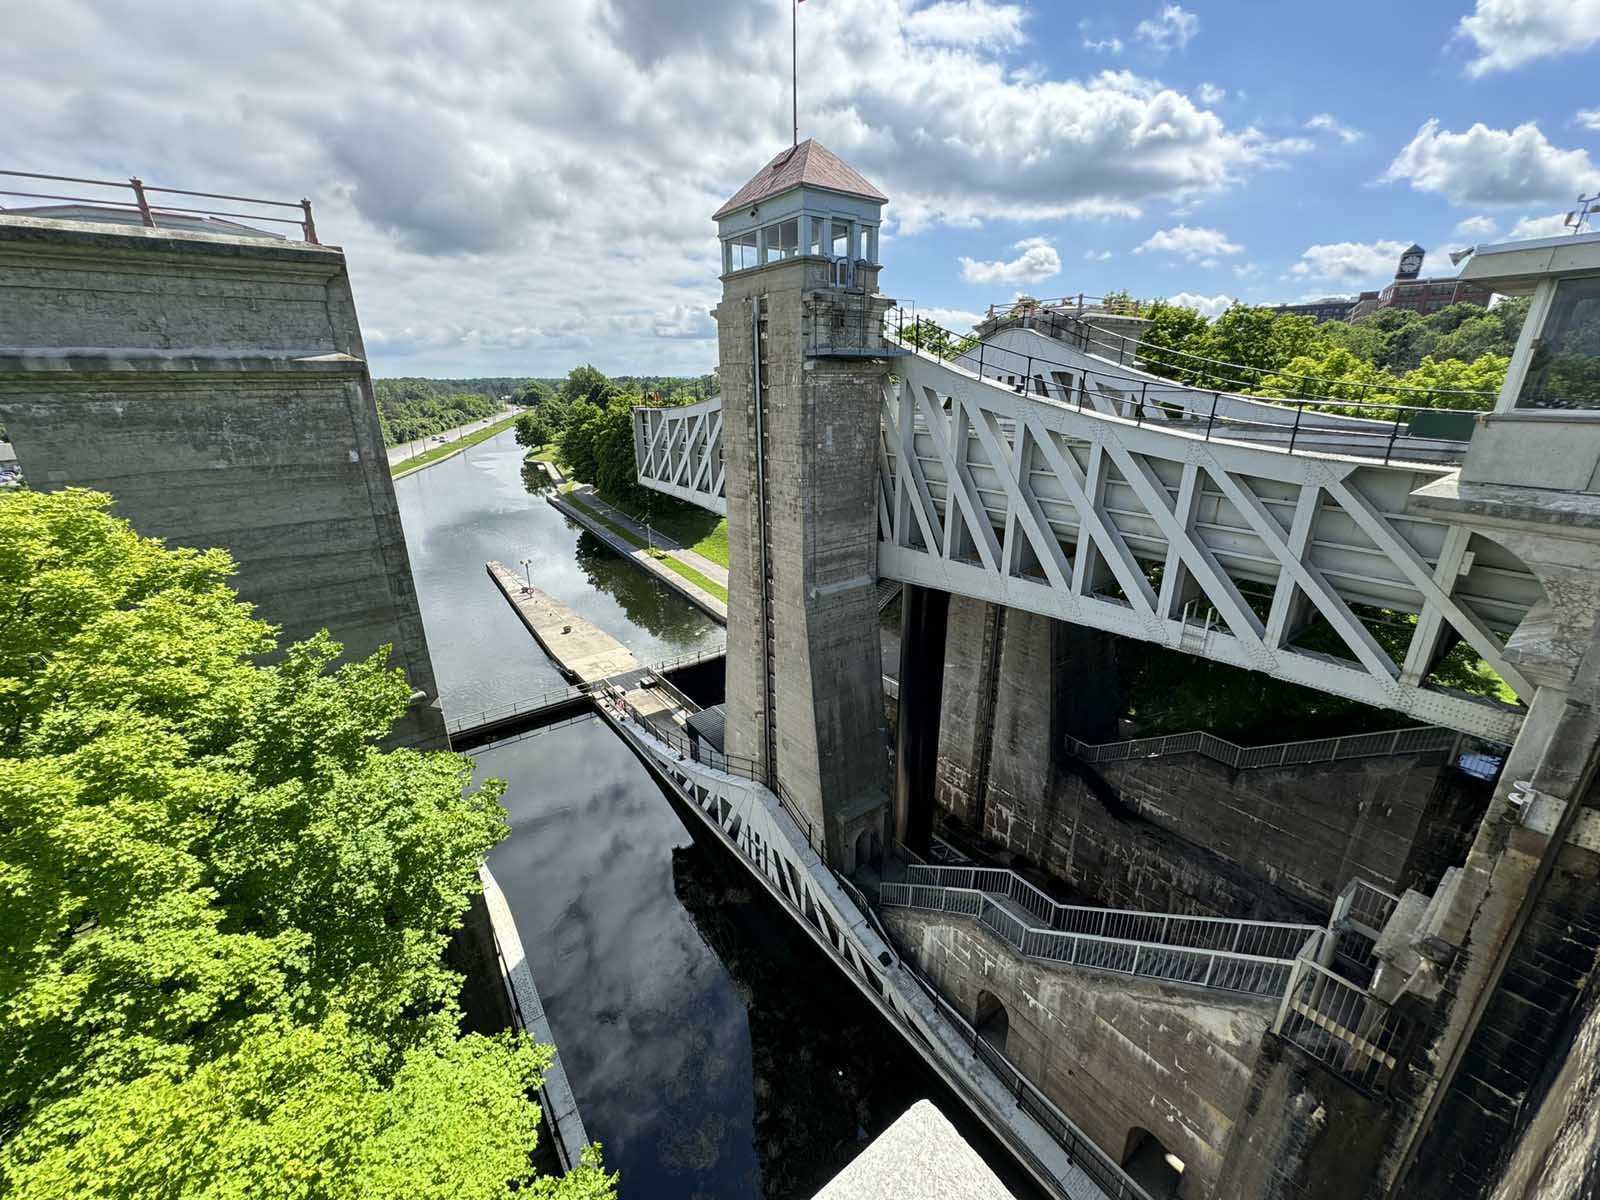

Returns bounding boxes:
[3,0,1596,375]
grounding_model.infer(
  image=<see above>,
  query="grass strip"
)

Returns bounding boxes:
[564,493,729,605]
[391,412,522,477]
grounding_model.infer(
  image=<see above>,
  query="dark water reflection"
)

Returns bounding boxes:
[397,432,1040,1198]
[391,428,722,721]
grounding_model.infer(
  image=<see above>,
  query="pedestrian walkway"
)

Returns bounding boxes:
[568,485,729,588]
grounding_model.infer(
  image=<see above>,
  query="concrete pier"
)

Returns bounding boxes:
[486,561,638,682]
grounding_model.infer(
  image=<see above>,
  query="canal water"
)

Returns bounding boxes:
[395,429,1040,1199]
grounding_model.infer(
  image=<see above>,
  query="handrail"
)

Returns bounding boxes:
[882,884,1301,999]
[900,865,1321,961]
[882,306,1483,466]
[444,645,727,737]
[980,298,1499,405]
[1062,724,1462,771]
[0,169,319,243]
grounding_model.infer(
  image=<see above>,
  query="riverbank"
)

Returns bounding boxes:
[549,488,729,623]
[390,409,522,476]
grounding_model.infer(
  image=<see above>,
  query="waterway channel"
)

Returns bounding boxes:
[394,428,1041,1199]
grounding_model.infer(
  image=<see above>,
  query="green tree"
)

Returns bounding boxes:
[1396,353,1510,409]
[1136,300,1211,382]
[901,317,977,358]
[515,410,552,449]
[1259,346,1400,405]
[0,489,615,1200]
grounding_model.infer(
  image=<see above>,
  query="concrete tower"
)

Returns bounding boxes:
[712,141,902,869]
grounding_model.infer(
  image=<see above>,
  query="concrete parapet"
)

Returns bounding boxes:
[0,215,445,748]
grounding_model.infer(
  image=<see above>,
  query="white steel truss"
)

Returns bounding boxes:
[634,358,1541,743]
[632,396,726,515]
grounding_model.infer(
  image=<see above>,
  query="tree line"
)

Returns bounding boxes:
[515,365,714,506]
[373,378,529,447]
[1123,296,1532,410]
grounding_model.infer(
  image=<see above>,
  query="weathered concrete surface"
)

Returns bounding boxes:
[485,561,637,682]
[886,905,1274,1199]
[1211,1035,1394,1200]
[718,255,892,869]
[0,215,445,748]
[810,1099,1016,1200]
[931,603,1488,918]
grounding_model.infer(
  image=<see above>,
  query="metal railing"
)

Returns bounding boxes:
[904,864,1322,959]
[884,877,1316,998]
[883,306,1492,465]
[1062,725,1460,772]
[0,169,319,242]
[1273,957,1410,1092]
[985,294,1146,320]
[445,645,726,738]
[982,299,1499,409]
[885,861,1414,1091]
[896,957,1157,1200]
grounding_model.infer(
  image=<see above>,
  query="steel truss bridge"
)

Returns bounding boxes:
[633,319,1541,743]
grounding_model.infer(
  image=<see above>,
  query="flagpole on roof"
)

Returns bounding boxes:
[792,0,798,147]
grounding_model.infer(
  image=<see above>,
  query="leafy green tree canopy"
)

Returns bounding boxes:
[0,489,614,1200]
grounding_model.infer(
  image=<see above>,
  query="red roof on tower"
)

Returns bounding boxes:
[713,140,887,220]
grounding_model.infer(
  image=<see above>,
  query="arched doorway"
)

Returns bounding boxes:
[974,989,1009,1054]
[1122,1127,1184,1198]
[852,826,885,876]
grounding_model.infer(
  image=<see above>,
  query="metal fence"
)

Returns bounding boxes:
[896,955,1158,1200]
[1273,957,1411,1092]
[1063,725,1460,772]
[882,306,1491,465]
[904,864,1323,961]
[1,169,320,242]
[882,881,1310,999]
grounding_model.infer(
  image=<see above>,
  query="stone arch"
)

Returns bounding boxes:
[1122,1126,1184,1198]
[974,988,1009,1054]
[852,825,886,874]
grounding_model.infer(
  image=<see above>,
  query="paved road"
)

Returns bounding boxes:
[386,406,519,467]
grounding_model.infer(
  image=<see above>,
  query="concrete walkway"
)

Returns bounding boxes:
[386,406,519,467]
[568,485,729,588]
[485,560,638,682]
[549,488,729,624]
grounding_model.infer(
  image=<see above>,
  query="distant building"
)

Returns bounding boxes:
[1371,244,1493,317]
[1270,297,1356,323]
[1348,291,1381,322]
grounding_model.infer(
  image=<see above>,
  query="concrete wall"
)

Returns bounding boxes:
[716,256,891,865]
[1212,1035,1395,1200]
[885,905,1274,1199]
[0,216,445,749]
[932,601,1490,919]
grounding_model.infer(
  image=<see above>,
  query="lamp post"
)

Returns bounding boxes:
[520,558,533,593]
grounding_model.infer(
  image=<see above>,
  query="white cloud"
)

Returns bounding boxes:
[1135,4,1199,51]
[0,0,1327,374]
[959,236,1062,283]
[1510,212,1571,239]
[918,305,987,332]
[1383,120,1595,207]
[1084,249,1113,261]
[1135,224,1243,261]
[1081,30,1124,53]
[1165,292,1233,318]
[1579,109,1600,131]
[1455,0,1600,76]
[1305,113,1364,144]
[1454,215,1499,237]
[1197,82,1225,104]
[1290,240,1410,285]
[1233,262,1261,278]
[906,1,1027,49]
